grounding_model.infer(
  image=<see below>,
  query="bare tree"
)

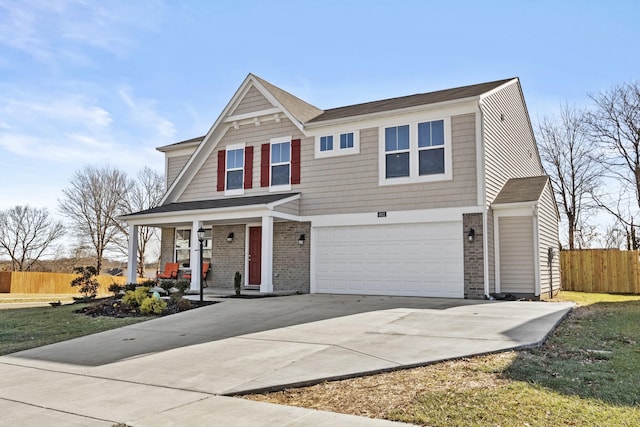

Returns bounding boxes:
[59,166,131,273]
[586,81,640,248]
[0,206,65,271]
[118,167,164,278]
[536,105,601,249]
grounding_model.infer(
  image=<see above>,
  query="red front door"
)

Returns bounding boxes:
[248,227,262,285]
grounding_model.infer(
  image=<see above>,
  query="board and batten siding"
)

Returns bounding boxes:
[230,86,275,116]
[498,216,535,294]
[177,113,479,214]
[167,154,191,188]
[481,81,543,205]
[537,183,560,296]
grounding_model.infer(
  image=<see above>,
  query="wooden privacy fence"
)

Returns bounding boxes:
[0,271,132,294]
[560,249,640,294]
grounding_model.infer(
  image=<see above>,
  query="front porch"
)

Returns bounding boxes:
[120,193,310,295]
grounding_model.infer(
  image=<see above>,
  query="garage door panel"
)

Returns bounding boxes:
[314,222,463,298]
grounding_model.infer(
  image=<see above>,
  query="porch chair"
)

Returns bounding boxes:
[156,262,179,280]
[183,262,210,287]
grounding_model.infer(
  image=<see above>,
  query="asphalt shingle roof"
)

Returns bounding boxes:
[493,176,549,205]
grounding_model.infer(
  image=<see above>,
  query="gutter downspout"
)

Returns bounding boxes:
[477,97,491,299]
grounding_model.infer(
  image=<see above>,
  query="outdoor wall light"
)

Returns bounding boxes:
[197,227,206,243]
[227,232,234,242]
[298,234,306,245]
[468,228,475,243]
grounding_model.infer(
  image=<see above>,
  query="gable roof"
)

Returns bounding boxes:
[157,135,204,152]
[308,78,515,123]
[252,74,323,124]
[493,176,550,205]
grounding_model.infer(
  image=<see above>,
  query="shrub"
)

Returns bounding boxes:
[70,266,100,300]
[159,280,175,296]
[108,283,124,297]
[139,279,157,288]
[234,271,242,296]
[122,287,150,307]
[170,293,192,311]
[140,296,167,315]
[174,280,190,295]
[123,283,137,292]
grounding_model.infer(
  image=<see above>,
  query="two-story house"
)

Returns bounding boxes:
[121,74,560,299]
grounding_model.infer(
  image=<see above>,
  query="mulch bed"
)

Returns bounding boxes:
[73,296,216,318]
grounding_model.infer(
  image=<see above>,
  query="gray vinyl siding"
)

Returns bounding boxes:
[481,81,543,205]
[274,199,300,216]
[167,155,191,188]
[231,86,274,115]
[499,216,535,294]
[178,114,478,214]
[537,183,560,296]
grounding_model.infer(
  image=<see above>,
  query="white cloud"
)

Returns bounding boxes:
[0,0,167,61]
[118,86,176,138]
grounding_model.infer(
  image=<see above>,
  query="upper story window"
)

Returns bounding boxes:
[261,136,300,191]
[226,147,244,190]
[320,136,333,152]
[217,143,252,195]
[315,131,359,158]
[379,118,451,185]
[271,139,291,187]
[384,125,410,178]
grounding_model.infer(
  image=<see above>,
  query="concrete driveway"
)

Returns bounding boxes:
[0,294,573,426]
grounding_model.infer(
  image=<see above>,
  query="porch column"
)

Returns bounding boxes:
[190,221,203,292]
[261,215,274,293]
[126,224,138,284]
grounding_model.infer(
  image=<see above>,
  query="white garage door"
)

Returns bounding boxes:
[314,222,464,298]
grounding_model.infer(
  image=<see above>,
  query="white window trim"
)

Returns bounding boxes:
[174,227,191,265]
[315,131,360,158]
[225,142,245,196]
[269,136,292,192]
[378,117,452,186]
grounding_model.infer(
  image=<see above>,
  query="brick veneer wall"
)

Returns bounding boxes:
[272,221,311,293]
[463,213,485,299]
[211,225,245,289]
[159,228,175,274]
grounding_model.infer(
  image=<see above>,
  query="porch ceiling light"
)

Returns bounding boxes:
[298,234,306,245]
[227,232,234,242]
[468,228,475,243]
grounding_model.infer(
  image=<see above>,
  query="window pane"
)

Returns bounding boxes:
[431,120,444,146]
[272,164,290,185]
[397,125,409,150]
[176,249,190,265]
[385,127,397,151]
[227,169,243,189]
[175,229,190,249]
[271,143,281,163]
[340,133,353,149]
[385,152,410,178]
[227,148,244,169]
[419,148,445,175]
[320,136,333,151]
[418,122,431,147]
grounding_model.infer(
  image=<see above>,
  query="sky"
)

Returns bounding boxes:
[0,0,639,251]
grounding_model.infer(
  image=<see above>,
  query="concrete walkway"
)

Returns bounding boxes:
[0,294,573,426]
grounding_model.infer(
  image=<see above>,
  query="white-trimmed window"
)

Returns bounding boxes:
[271,138,291,188]
[320,135,333,152]
[315,131,359,158]
[226,145,244,194]
[174,228,212,265]
[379,118,451,185]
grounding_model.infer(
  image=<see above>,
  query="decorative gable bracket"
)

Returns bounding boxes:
[223,107,281,129]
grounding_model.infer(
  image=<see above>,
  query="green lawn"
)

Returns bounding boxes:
[0,302,149,355]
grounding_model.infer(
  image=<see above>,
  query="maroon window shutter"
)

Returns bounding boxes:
[244,146,253,189]
[261,143,270,187]
[217,150,225,192]
[291,139,301,185]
